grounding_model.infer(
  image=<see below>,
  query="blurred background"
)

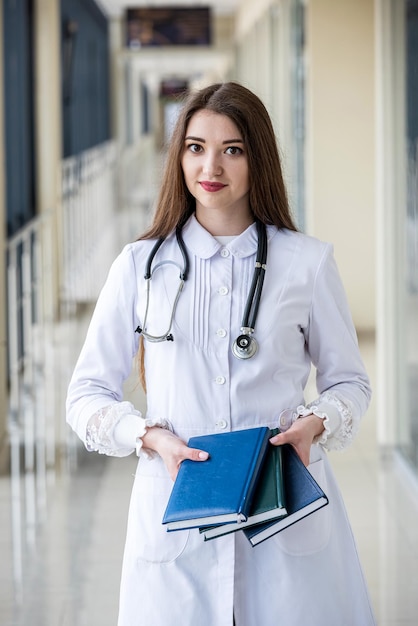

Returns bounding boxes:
[0,0,417,624]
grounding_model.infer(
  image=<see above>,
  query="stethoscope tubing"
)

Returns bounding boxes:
[144,225,190,280]
[241,220,267,332]
[139,219,268,358]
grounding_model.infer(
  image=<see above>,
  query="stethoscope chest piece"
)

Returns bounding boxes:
[232,333,258,360]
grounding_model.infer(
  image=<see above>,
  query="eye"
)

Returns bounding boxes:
[186,143,203,154]
[225,146,244,156]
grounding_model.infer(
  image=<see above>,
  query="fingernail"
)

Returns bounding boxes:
[198,451,209,460]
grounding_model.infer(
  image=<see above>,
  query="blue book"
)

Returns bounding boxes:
[244,444,329,546]
[201,431,287,540]
[162,427,271,531]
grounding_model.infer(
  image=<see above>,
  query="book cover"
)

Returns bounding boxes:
[162,426,271,531]
[244,443,329,546]
[201,430,287,540]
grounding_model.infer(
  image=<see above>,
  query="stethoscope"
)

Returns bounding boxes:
[135,220,268,360]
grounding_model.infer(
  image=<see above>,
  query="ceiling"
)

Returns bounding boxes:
[97,0,240,82]
[97,0,241,18]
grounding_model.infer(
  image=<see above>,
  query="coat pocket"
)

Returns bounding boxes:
[272,458,331,556]
[130,473,190,564]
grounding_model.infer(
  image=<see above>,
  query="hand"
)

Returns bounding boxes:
[269,414,325,466]
[141,427,209,481]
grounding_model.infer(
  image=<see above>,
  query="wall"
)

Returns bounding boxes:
[305,0,376,330]
[234,0,376,330]
[35,0,63,319]
[375,0,408,446]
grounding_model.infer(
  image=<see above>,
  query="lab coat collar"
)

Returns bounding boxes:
[182,214,261,260]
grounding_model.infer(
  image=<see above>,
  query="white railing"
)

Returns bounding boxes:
[5,140,120,591]
[6,141,120,593]
[7,212,56,463]
[6,139,156,466]
[5,137,157,592]
[61,140,118,306]
[116,135,159,241]
[6,211,56,592]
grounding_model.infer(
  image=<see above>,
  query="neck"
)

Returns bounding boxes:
[195,209,254,237]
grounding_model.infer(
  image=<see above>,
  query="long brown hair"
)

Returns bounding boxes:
[138,82,297,389]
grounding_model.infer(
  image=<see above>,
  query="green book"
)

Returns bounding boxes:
[201,429,287,541]
[244,443,329,546]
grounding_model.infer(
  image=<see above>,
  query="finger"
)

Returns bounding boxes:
[186,447,209,462]
[269,431,288,446]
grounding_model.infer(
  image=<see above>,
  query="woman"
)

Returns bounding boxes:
[66,82,376,625]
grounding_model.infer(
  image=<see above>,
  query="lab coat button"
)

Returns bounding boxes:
[216,329,227,338]
[220,248,230,258]
[216,419,227,429]
[279,408,296,430]
[219,286,229,295]
[215,376,226,385]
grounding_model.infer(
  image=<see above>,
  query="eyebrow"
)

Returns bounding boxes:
[185,136,244,144]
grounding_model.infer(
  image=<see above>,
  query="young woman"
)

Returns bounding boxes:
[66,82,376,625]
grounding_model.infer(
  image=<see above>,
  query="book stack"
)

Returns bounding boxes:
[162,427,328,546]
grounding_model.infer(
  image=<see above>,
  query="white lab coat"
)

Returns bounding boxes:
[67,216,376,625]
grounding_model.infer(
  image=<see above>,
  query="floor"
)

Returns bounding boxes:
[1,283,418,624]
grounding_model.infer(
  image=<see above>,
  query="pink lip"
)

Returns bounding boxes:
[199,181,227,192]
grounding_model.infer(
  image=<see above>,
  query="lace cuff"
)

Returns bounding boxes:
[278,391,357,451]
[86,401,145,457]
[85,401,174,459]
[296,404,331,446]
[136,417,174,460]
[279,405,330,443]
[308,391,357,451]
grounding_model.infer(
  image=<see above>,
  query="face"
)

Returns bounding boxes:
[181,110,251,231]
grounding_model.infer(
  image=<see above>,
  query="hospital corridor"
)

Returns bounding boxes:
[1,1,418,625]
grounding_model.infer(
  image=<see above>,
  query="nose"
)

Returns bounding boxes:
[202,151,222,177]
